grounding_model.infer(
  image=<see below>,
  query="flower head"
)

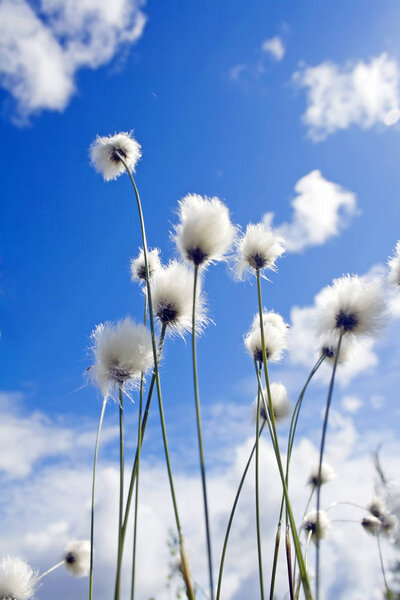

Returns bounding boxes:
[367,497,387,519]
[302,510,331,543]
[255,382,291,424]
[89,317,154,397]
[388,241,400,286]
[63,540,90,577]
[316,275,386,338]
[245,311,288,363]
[90,132,142,181]
[307,462,336,488]
[381,514,398,538]
[361,515,381,536]
[319,333,349,364]
[236,223,285,279]
[151,261,207,336]
[0,556,39,600]
[130,248,162,283]
[173,194,236,267]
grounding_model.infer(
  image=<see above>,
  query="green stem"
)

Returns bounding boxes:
[131,295,148,600]
[216,421,266,600]
[255,377,265,600]
[115,385,124,600]
[285,525,295,600]
[377,533,392,598]
[89,396,107,600]
[315,332,343,600]
[192,264,214,600]
[38,560,65,580]
[255,268,313,600]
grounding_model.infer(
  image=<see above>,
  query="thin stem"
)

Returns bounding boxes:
[377,533,392,597]
[325,500,366,513]
[131,295,147,600]
[270,526,282,600]
[215,421,266,600]
[115,386,124,600]
[285,525,295,600]
[255,269,313,600]
[192,264,214,600]
[295,532,312,600]
[315,331,343,600]
[89,396,107,600]
[303,488,315,519]
[38,560,64,580]
[255,381,265,600]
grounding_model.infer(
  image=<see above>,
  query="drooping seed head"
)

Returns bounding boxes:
[245,310,288,363]
[303,510,331,544]
[254,382,291,424]
[90,132,142,181]
[63,540,90,577]
[307,462,336,488]
[130,248,162,283]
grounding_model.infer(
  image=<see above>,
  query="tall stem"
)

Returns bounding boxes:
[89,396,107,600]
[192,265,214,600]
[255,268,313,600]
[255,376,265,600]
[115,385,124,600]
[315,332,343,600]
[285,525,295,600]
[377,533,392,598]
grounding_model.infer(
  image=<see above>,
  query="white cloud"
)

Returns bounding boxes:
[341,395,362,413]
[0,0,146,120]
[293,53,400,141]
[261,36,285,61]
[263,170,358,253]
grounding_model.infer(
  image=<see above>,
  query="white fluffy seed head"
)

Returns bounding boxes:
[236,223,285,279]
[130,248,162,283]
[381,514,398,538]
[367,497,387,519]
[90,132,142,181]
[0,556,39,600]
[307,462,336,488]
[151,260,207,336]
[388,241,400,286]
[173,194,237,266]
[89,317,154,398]
[245,311,288,363]
[63,540,90,577]
[361,515,381,536]
[319,332,350,364]
[254,382,291,424]
[303,510,331,543]
[316,275,387,338]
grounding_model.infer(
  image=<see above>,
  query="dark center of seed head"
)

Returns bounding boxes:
[322,346,335,359]
[110,146,127,163]
[335,310,358,332]
[255,348,271,363]
[187,246,208,266]
[65,552,76,564]
[110,364,131,384]
[137,265,148,280]
[251,253,267,269]
[158,303,178,324]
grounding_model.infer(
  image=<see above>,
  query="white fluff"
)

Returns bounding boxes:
[173,194,236,266]
[236,223,285,278]
[367,497,388,519]
[361,515,381,535]
[90,132,142,181]
[303,510,331,543]
[151,260,207,336]
[319,332,350,364]
[130,248,162,282]
[245,310,288,363]
[255,382,291,423]
[307,462,336,488]
[388,240,400,286]
[89,317,154,397]
[381,513,398,538]
[316,274,386,338]
[0,556,38,600]
[63,540,90,577]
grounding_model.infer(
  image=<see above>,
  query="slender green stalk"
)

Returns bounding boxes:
[115,385,125,600]
[38,560,64,580]
[295,532,312,600]
[255,268,313,600]
[315,332,343,600]
[192,264,214,600]
[269,526,282,600]
[255,380,265,600]
[131,295,148,600]
[285,525,295,600]
[216,421,266,600]
[377,533,392,598]
[89,396,107,600]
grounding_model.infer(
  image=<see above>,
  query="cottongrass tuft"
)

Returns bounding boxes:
[173,194,236,267]
[245,310,288,363]
[303,510,331,543]
[388,241,400,286]
[316,274,387,338]
[63,540,91,577]
[319,333,349,364]
[89,317,154,398]
[0,556,39,600]
[368,497,387,519]
[90,132,142,181]
[151,260,208,336]
[255,382,291,423]
[236,223,285,279]
[307,462,336,488]
[130,248,162,282]
[361,515,382,536]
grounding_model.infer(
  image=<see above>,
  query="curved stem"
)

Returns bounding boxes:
[315,332,343,600]
[192,265,214,600]
[115,386,124,600]
[255,380,265,600]
[89,396,107,600]
[38,560,64,580]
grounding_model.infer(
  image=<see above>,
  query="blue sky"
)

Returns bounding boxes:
[1,1,400,599]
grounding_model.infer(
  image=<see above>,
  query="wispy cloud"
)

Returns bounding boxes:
[263,170,358,253]
[0,0,146,122]
[293,53,400,141]
[228,34,286,83]
[261,36,285,61]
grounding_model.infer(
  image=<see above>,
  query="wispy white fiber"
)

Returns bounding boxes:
[236,223,285,279]
[307,462,336,488]
[388,241,400,286]
[90,132,142,181]
[245,310,288,363]
[255,382,291,424]
[303,510,331,543]
[63,540,90,577]
[173,194,236,267]
[0,556,39,600]
[130,248,162,283]
[319,332,350,364]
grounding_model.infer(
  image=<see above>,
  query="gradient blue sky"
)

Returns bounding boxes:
[1,1,400,599]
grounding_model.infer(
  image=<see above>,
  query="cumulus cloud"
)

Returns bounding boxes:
[0,0,146,120]
[293,53,400,141]
[261,36,285,61]
[263,170,358,253]
[341,395,362,413]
